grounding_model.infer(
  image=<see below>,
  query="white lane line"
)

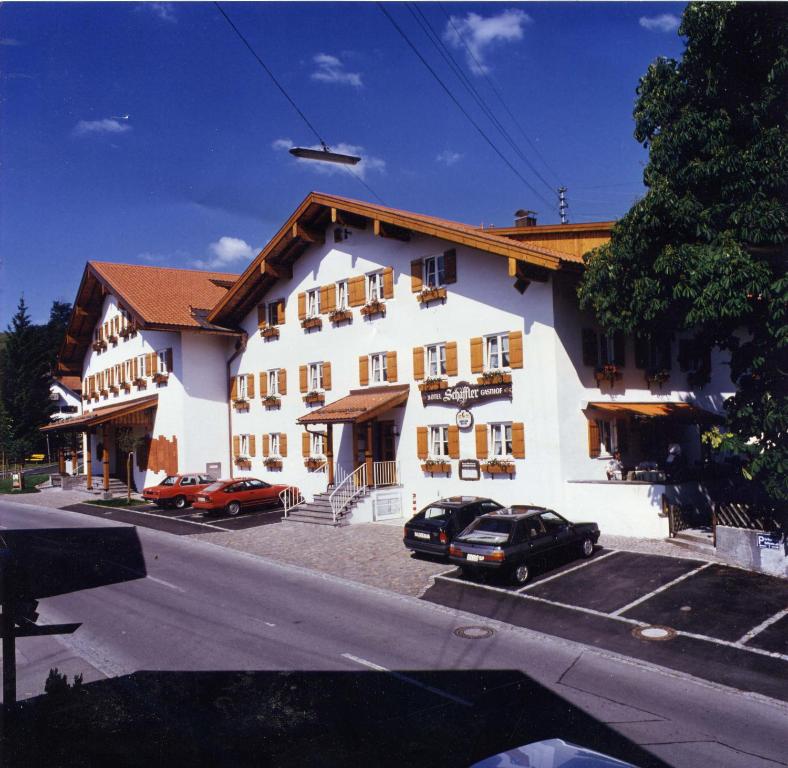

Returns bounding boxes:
[265,622,276,627]
[610,562,713,617]
[517,550,620,592]
[737,607,788,646]
[87,505,233,531]
[146,575,186,593]
[341,653,473,707]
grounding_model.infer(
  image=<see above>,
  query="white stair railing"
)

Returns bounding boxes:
[329,464,367,523]
[279,486,304,518]
[373,460,400,488]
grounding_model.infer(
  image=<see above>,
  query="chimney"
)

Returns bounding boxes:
[514,209,537,227]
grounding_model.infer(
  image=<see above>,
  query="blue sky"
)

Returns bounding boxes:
[0,1,686,327]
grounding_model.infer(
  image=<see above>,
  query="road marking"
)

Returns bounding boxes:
[146,575,186,593]
[737,607,788,646]
[341,653,473,707]
[80,505,233,532]
[265,622,276,627]
[517,550,620,592]
[610,562,713,617]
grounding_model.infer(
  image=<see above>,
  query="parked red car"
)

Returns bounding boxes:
[192,477,291,516]
[142,473,215,510]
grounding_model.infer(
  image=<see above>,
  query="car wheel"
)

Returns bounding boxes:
[226,501,241,517]
[174,495,188,511]
[581,536,594,558]
[512,563,530,585]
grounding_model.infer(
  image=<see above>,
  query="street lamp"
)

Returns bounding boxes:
[289,144,360,166]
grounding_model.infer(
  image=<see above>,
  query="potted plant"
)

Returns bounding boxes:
[262,394,281,409]
[329,307,353,324]
[108,384,119,395]
[418,376,449,392]
[107,332,118,345]
[481,457,516,475]
[261,325,280,339]
[303,390,324,405]
[233,397,250,411]
[416,286,447,304]
[645,368,671,387]
[301,316,323,331]
[264,457,283,470]
[133,376,147,390]
[478,369,512,385]
[304,456,325,470]
[92,339,107,352]
[234,456,251,471]
[594,364,622,386]
[360,299,386,318]
[152,371,169,385]
[421,458,451,474]
[121,381,132,393]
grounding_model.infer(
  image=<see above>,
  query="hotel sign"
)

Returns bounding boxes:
[421,380,512,407]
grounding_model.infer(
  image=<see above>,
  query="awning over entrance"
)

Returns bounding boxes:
[587,401,722,424]
[41,394,159,432]
[297,385,409,425]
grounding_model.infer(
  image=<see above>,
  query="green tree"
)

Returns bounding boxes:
[578,3,787,503]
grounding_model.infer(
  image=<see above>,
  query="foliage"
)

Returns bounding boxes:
[578,3,788,501]
[45,668,84,699]
[0,473,48,493]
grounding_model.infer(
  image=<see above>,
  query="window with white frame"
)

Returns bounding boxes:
[136,354,146,379]
[429,425,449,457]
[490,423,513,457]
[367,272,383,302]
[268,369,279,396]
[598,420,618,455]
[308,362,323,391]
[239,434,250,456]
[267,301,280,327]
[124,359,134,382]
[270,432,280,456]
[370,352,388,384]
[426,343,446,377]
[424,253,445,288]
[485,333,510,370]
[311,432,325,456]
[157,350,169,374]
[237,374,248,400]
[306,288,320,318]
[336,280,349,310]
[113,364,122,387]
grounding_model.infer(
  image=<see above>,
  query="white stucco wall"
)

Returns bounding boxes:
[49,381,82,419]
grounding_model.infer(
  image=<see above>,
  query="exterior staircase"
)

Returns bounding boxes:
[66,475,134,497]
[285,487,368,526]
[666,527,716,557]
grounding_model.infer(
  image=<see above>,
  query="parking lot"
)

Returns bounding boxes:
[423,547,788,701]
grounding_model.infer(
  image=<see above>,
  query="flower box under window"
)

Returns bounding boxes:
[152,372,169,385]
[133,377,147,390]
[645,368,671,387]
[233,398,250,411]
[108,385,119,395]
[262,395,281,409]
[421,460,451,475]
[303,391,325,405]
[360,300,386,318]
[329,308,353,324]
[261,326,280,340]
[235,457,251,470]
[264,457,283,471]
[301,316,323,331]
[594,364,622,386]
[99,389,108,398]
[418,378,449,392]
[481,459,516,476]
[92,340,107,352]
[304,457,325,470]
[417,286,447,305]
[121,382,132,393]
[108,334,118,345]
[477,370,512,385]
[119,325,133,339]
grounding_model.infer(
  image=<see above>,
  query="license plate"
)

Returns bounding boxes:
[466,553,484,562]
[414,532,430,540]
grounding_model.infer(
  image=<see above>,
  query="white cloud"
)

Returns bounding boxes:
[146,3,176,22]
[639,14,680,33]
[0,38,22,46]
[436,150,463,167]
[192,237,257,270]
[443,9,531,75]
[72,118,132,137]
[311,53,362,87]
[272,138,385,180]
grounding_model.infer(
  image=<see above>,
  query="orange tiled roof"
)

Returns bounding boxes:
[298,385,411,424]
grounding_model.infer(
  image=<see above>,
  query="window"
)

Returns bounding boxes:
[306,288,320,318]
[268,370,279,396]
[539,511,567,532]
[490,423,513,456]
[247,478,269,489]
[157,350,169,374]
[429,425,449,457]
[239,434,250,456]
[237,375,248,400]
[311,432,325,456]
[597,420,617,455]
[308,362,323,391]
[367,272,383,302]
[270,433,280,456]
[113,364,122,385]
[267,302,279,326]
[424,253,445,288]
[336,280,349,310]
[124,359,134,382]
[600,334,616,366]
[370,352,388,384]
[181,476,196,486]
[486,334,510,370]
[136,354,146,379]
[426,344,447,377]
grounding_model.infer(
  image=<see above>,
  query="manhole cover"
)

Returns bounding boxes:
[632,625,677,642]
[454,625,495,640]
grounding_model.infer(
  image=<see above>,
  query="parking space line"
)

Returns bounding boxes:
[737,607,788,646]
[341,653,473,707]
[146,575,186,593]
[102,505,233,531]
[517,550,620,592]
[610,562,713,617]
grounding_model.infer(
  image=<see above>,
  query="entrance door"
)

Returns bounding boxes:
[374,421,396,462]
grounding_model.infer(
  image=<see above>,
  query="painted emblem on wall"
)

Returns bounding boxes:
[455,409,474,429]
[421,380,513,407]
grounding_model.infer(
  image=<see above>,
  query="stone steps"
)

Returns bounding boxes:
[667,528,716,556]
[286,490,366,527]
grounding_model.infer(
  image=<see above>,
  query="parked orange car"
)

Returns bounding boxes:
[142,474,215,510]
[192,477,291,516]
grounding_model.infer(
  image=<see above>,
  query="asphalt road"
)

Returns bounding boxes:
[1,499,787,768]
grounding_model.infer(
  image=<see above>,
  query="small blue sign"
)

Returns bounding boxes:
[757,533,781,551]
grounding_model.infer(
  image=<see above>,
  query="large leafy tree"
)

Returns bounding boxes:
[578,3,787,503]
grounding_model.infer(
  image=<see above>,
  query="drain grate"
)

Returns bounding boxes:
[632,625,677,642]
[454,625,495,640]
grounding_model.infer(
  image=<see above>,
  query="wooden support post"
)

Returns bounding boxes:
[102,427,110,492]
[58,448,66,475]
[352,423,359,470]
[365,420,374,485]
[85,432,93,490]
[71,432,78,477]
[325,424,334,487]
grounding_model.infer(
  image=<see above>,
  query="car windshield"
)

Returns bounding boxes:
[461,517,513,544]
[203,482,225,493]
[422,506,450,521]
[160,476,177,486]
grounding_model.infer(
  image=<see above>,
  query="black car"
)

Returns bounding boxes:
[404,496,504,558]
[449,506,600,585]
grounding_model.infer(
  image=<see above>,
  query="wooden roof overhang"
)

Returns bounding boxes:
[41,394,159,433]
[297,385,410,425]
[586,401,723,425]
[207,192,569,327]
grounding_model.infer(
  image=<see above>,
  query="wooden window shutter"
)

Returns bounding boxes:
[582,329,599,367]
[588,421,601,458]
[132,358,138,379]
[246,373,255,398]
[302,431,310,457]
[278,368,287,395]
[320,285,332,314]
[165,348,173,374]
[412,346,425,381]
[470,337,484,374]
[277,299,286,325]
[257,304,267,329]
[475,424,488,459]
[262,434,270,457]
[447,425,460,459]
[383,267,394,299]
[297,292,307,321]
[248,434,256,457]
[349,275,365,307]
[443,249,457,284]
[416,427,428,460]
[259,372,268,397]
[509,331,524,369]
[634,336,649,369]
[386,351,398,382]
[512,423,526,459]
[358,355,369,386]
[280,433,288,457]
[322,362,332,390]
[445,342,458,377]
[678,339,691,372]
[169,436,179,475]
[299,365,308,393]
[658,337,671,370]
[232,435,240,458]
[230,375,238,400]
[410,259,423,293]
[613,332,626,367]
[144,353,153,376]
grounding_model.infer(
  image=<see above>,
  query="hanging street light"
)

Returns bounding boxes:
[289,142,361,166]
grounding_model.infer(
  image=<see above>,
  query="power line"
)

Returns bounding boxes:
[378,3,555,212]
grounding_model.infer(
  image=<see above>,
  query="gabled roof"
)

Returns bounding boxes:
[207,192,593,327]
[41,394,159,432]
[57,262,239,376]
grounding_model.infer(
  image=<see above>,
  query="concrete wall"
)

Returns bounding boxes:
[715,526,787,578]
